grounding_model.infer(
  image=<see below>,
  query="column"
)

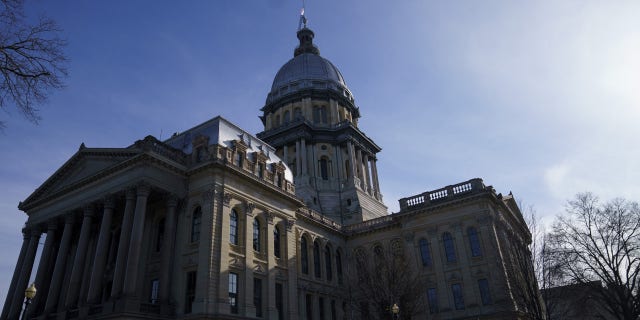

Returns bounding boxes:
[363,154,372,194]
[244,205,256,316]
[44,215,74,314]
[123,184,151,296]
[28,221,58,317]
[356,148,364,187]
[334,145,344,180]
[159,195,178,303]
[1,230,29,320]
[111,188,136,298]
[371,158,381,199]
[301,139,308,176]
[347,141,356,180]
[311,144,318,178]
[8,228,42,319]
[266,216,277,319]
[87,198,115,304]
[295,140,301,176]
[65,205,95,308]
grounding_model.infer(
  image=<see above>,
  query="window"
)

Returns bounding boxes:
[275,115,280,127]
[254,278,263,317]
[319,157,329,180]
[419,238,432,267]
[306,294,313,320]
[229,272,238,314]
[185,271,196,314]
[150,279,159,304]
[253,218,261,252]
[230,209,239,245]
[320,106,328,124]
[314,241,322,278]
[156,218,165,252]
[373,245,383,266]
[301,237,309,274]
[294,107,302,120]
[276,283,284,320]
[277,172,283,187]
[284,110,291,123]
[191,207,202,243]
[325,246,333,281]
[427,287,438,314]
[258,162,264,179]
[468,227,482,257]
[452,283,465,310]
[274,225,281,258]
[236,151,244,168]
[478,279,492,305]
[336,251,343,284]
[443,232,456,262]
[319,297,325,320]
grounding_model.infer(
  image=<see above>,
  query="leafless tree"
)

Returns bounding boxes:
[546,193,640,320]
[345,244,425,320]
[0,0,67,128]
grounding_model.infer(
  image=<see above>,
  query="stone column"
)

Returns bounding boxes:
[266,215,277,319]
[287,223,299,319]
[28,221,58,317]
[301,139,308,176]
[363,153,372,194]
[111,188,136,298]
[159,195,178,303]
[347,141,356,179]
[1,230,29,320]
[244,204,256,316]
[371,158,381,199]
[295,140,301,177]
[123,184,151,296]
[356,148,364,187]
[8,228,42,319]
[87,197,115,304]
[44,215,74,314]
[65,205,95,308]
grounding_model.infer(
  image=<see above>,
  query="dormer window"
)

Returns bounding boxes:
[257,162,264,179]
[236,151,244,168]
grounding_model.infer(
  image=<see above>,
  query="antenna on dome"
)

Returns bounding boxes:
[298,0,307,30]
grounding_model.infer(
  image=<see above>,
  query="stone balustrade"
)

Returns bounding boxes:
[398,178,486,211]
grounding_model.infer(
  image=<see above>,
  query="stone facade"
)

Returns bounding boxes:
[1,24,539,320]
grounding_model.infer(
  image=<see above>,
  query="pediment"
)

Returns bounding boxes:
[21,148,140,209]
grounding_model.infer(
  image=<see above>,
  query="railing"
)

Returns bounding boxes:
[343,215,395,234]
[398,178,485,211]
[297,207,342,230]
[258,118,353,138]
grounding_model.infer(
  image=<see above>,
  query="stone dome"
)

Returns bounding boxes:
[265,28,354,106]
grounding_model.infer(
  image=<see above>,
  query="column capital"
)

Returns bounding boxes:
[103,196,116,209]
[64,212,76,224]
[166,194,179,208]
[136,182,151,197]
[47,219,59,231]
[83,204,96,217]
[125,187,137,200]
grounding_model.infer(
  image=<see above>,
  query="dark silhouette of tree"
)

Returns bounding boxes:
[547,193,640,320]
[0,0,67,128]
[346,243,425,320]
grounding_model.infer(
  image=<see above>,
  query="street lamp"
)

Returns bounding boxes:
[391,303,399,319]
[21,283,36,320]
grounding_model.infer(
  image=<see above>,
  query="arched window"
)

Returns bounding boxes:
[468,227,482,257]
[314,241,321,278]
[319,157,329,180]
[325,245,333,281]
[283,110,290,123]
[275,115,280,127]
[230,209,238,245]
[294,107,302,120]
[443,232,456,262]
[419,238,432,266]
[336,250,343,284]
[274,225,281,258]
[320,106,328,124]
[253,218,261,252]
[313,106,320,123]
[191,207,202,243]
[373,245,384,266]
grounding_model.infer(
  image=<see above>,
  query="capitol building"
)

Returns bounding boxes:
[2,19,538,320]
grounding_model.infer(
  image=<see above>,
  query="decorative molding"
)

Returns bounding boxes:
[222,192,232,206]
[265,211,274,224]
[245,202,255,216]
[286,219,295,231]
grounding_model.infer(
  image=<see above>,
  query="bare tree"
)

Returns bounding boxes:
[547,193,640,320]
[0,0,67,128]
[346,244,425,320]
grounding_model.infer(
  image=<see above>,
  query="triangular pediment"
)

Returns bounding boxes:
[21,147,141,209]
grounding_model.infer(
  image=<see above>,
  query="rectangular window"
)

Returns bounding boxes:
[319,297,325,320]
[185,271,197,314]
[306,294,314,320]
[236,151,244,168]
[478,278,492,305]
[427,287,438,314]
[258,162,264,179]
[276,283,284,320]
[452,283,465,310]
[229,273,238,314]
[150,279,159,304]
[254,278,263,317]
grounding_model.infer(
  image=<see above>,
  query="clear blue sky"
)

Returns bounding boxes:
[1,0,639,307]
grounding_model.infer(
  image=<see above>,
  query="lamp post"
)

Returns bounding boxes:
[21,283,37,320]
[391,303,399,320]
